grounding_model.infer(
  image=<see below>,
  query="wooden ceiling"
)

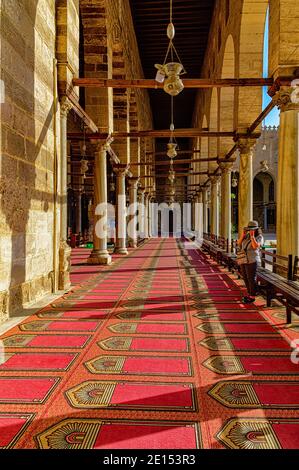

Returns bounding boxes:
[129,0,215,130]
[129,0,215,200]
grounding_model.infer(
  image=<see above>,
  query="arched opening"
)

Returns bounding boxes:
[200,115,209,182]
[253,172,276,232]
[238,0,269,129]
[209,88,218,172]
[253,178,264,202]
[220,34,236,156]
[269,179,275,201]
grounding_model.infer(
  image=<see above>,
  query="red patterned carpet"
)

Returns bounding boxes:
[1,238,299,449]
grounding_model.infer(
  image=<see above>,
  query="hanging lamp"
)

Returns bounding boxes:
[80,125,89,175]
[154,0,186,96]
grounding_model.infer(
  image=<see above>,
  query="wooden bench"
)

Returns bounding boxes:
[202,233,215,255]
[222,240,239,275]
[200,234,299,324]
[257,251,299,324]
[202,234,240,275]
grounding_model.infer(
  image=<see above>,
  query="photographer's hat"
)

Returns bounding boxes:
[244,220,259,230]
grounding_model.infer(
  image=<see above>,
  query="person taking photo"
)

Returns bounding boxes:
[237,220,264,304]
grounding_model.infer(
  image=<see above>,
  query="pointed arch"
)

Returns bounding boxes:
[220,34,236,155]
[238,0,269,129]
[209,88,219,172]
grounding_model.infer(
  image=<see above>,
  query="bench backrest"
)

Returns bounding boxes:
[260,249,293,280]
[293,256,299,282]
[203,232,237,253]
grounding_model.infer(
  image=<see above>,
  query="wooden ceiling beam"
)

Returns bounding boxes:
[67,130,235,139]
[73,77,280,90]
[129,157,217,166]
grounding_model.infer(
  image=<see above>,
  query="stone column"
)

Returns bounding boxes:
[115,166,129,254]
[195,192,203,240]
[236,137,256,235]
[138,189,145,239]
[128,177,139,248]
[191,198,196,231]
[210,176,220,236]
[58,97,72,290]
[220,163,233,245]
[75,189,82,235]
[148,196,153,238]
[202,188,208,234]
[273,88,299,257]
[87,144,112,265]
[144,193,149,239]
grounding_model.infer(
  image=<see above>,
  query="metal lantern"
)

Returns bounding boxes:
[231,172,238,187]
[155,62,184,96]
[167,142,177,158]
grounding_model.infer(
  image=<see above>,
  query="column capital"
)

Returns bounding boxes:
[60,97,72,117]
[219,161,234,174]
[235,136,256,155]
[272,86,299,112]
[113,164,130,177]
[93,141,109,155]
[128,177,139,189]
[210,174,221,185]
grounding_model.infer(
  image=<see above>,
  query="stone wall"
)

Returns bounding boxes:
[0,0,79,323]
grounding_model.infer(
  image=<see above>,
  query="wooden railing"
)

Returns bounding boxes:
[203,232,298,281]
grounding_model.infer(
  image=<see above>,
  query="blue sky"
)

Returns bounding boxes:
[263,8,280,126]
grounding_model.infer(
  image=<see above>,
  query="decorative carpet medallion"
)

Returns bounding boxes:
[85,355,192,376]
[99,337,133,351]
[203,355,299,375]
[108,322,187,335]
[108,323,139,333]
[197,323,226,334]
[65,381,196,411]
[216,418,282,449]
[116,312,143,320]
[36,419,102,449]
[19,321,51,331]
[209,380,299,409]
[203,356,245,375]
[2,334,91,349]
[36,419,202,449]
[200,336,290,352]
[273,311,288,321]
[85,356,126,374]
[193,312,219,319]
[19,320,101,332]
[200,337,234,351]
[197,322,278,335]
[38,311,64,318]
[209,382,260,408]
[123,303,145,311]
[98,336,189,352]
[2,335,34,347]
